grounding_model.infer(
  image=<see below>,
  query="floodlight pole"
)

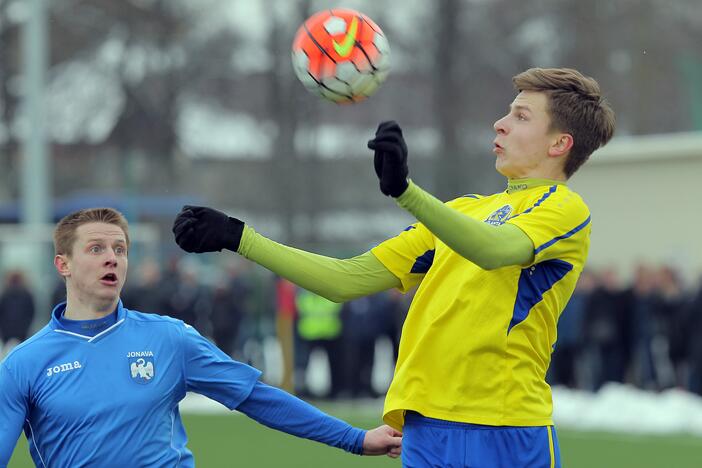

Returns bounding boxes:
[20,0,51,317]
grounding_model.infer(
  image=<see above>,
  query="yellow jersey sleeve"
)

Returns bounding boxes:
[506,185,591,266]
[371,222,436,293]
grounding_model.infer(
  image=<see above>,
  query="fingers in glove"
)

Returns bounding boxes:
[173,228,194,248]
[174,208,194,222]
[176,234,198,253]
[368,135,404,154]
[376,120,402,135]
[172,216,196,234]
[370,133,405,148]
[369,141,405,162]
[373,152,384,179]
[185,228,218,253]
[174,224,195,247]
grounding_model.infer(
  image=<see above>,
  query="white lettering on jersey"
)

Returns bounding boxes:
[46,360,82,377]
[126,351,154,358]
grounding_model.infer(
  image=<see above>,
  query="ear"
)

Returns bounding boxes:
[548,133,573,157]
[54,254,71,278]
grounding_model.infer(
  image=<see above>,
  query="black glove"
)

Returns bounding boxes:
[172,205,244,253]
[367,120,409,197]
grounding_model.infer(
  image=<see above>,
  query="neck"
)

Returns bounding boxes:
[64,291,119,320]
[506,177,566,193]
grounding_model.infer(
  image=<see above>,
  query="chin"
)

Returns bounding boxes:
[495,164,510,178]
[97,290,121,304]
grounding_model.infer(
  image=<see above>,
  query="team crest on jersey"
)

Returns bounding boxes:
[485,204,513,225]
[128,351,155,384]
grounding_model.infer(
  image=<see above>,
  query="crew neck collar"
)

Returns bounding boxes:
[506,178,566,194]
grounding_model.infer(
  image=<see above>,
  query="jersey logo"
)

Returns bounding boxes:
[46,360,82,377]
[484,204,513,226]
[129,355,155,384]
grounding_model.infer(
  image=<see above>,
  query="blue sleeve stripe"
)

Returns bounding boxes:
[461,194,479,199]
[403,225,416,232]
[410,250,435,274]
[534,215,591,255]
[509,185,558,220]
[508,259,573,334]
[26,419,48,468]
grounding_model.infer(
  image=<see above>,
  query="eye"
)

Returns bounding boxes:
[89,245,103,254]
[517,113,527,121]
[115,246,127,255]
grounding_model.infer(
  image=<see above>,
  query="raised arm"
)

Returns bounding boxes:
[395,182,533,269]
[172,206,400,302]
[368,121,534,270]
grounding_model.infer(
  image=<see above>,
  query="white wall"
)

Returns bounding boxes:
[568,132,702,283]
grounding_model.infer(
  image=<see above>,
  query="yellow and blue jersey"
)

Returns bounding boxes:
[372,182,591,430]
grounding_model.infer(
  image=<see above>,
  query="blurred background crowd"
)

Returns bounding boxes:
[2,258,702,399]
[1,0,701,404]
[2,1,702,466]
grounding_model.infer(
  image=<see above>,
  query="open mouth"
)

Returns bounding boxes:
[100,273,118,285]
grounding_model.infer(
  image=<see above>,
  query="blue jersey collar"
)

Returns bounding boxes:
[51,300,127,341]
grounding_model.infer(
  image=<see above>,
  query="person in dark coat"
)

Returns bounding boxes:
[0,271,36,352]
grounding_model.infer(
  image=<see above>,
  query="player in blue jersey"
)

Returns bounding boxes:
[0,208,402,467]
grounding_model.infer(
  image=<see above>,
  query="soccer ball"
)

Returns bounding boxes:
[291,9,391,104]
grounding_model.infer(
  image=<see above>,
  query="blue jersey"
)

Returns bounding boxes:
[0,301,261,467]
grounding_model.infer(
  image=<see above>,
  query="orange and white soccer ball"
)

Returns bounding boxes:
[291,9,391,104]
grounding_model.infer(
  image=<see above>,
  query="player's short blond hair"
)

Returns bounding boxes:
[513,68,615,178]
[53,208,130,256]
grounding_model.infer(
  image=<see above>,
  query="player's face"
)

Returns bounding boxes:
[55,222,128,310]
[492,91,563,179]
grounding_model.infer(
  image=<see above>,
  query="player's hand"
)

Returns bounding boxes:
[367,120,409,198]
[362,424,402,458]
[172,205,244,253]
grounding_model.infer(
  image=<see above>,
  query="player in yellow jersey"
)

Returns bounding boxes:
[172,68,615,467]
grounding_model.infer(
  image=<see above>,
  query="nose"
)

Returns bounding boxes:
[493,115,508,134]
[104,249,118,266]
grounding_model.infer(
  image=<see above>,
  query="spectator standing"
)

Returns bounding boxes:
[586,268,632,390]
[210,264,250,358]
[0,271,36,356]
[342,294,383,399]
[549,269,595,388]
[276,277,297,393]
[294,289,344,399]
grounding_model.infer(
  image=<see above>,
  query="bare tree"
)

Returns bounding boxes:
[0,0,20,200]
[263,0,311,243]
[432,0,463,201]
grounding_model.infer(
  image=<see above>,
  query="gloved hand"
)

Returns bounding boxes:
[172,205,245,253]
[367,120,409,198]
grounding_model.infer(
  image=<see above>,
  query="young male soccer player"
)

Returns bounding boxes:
[172,68,615,467]
[0,208,402,467]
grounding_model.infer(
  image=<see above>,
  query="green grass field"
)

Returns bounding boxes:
[9,408,702,467]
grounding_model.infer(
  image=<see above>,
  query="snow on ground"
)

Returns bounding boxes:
[180,382,702,437]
